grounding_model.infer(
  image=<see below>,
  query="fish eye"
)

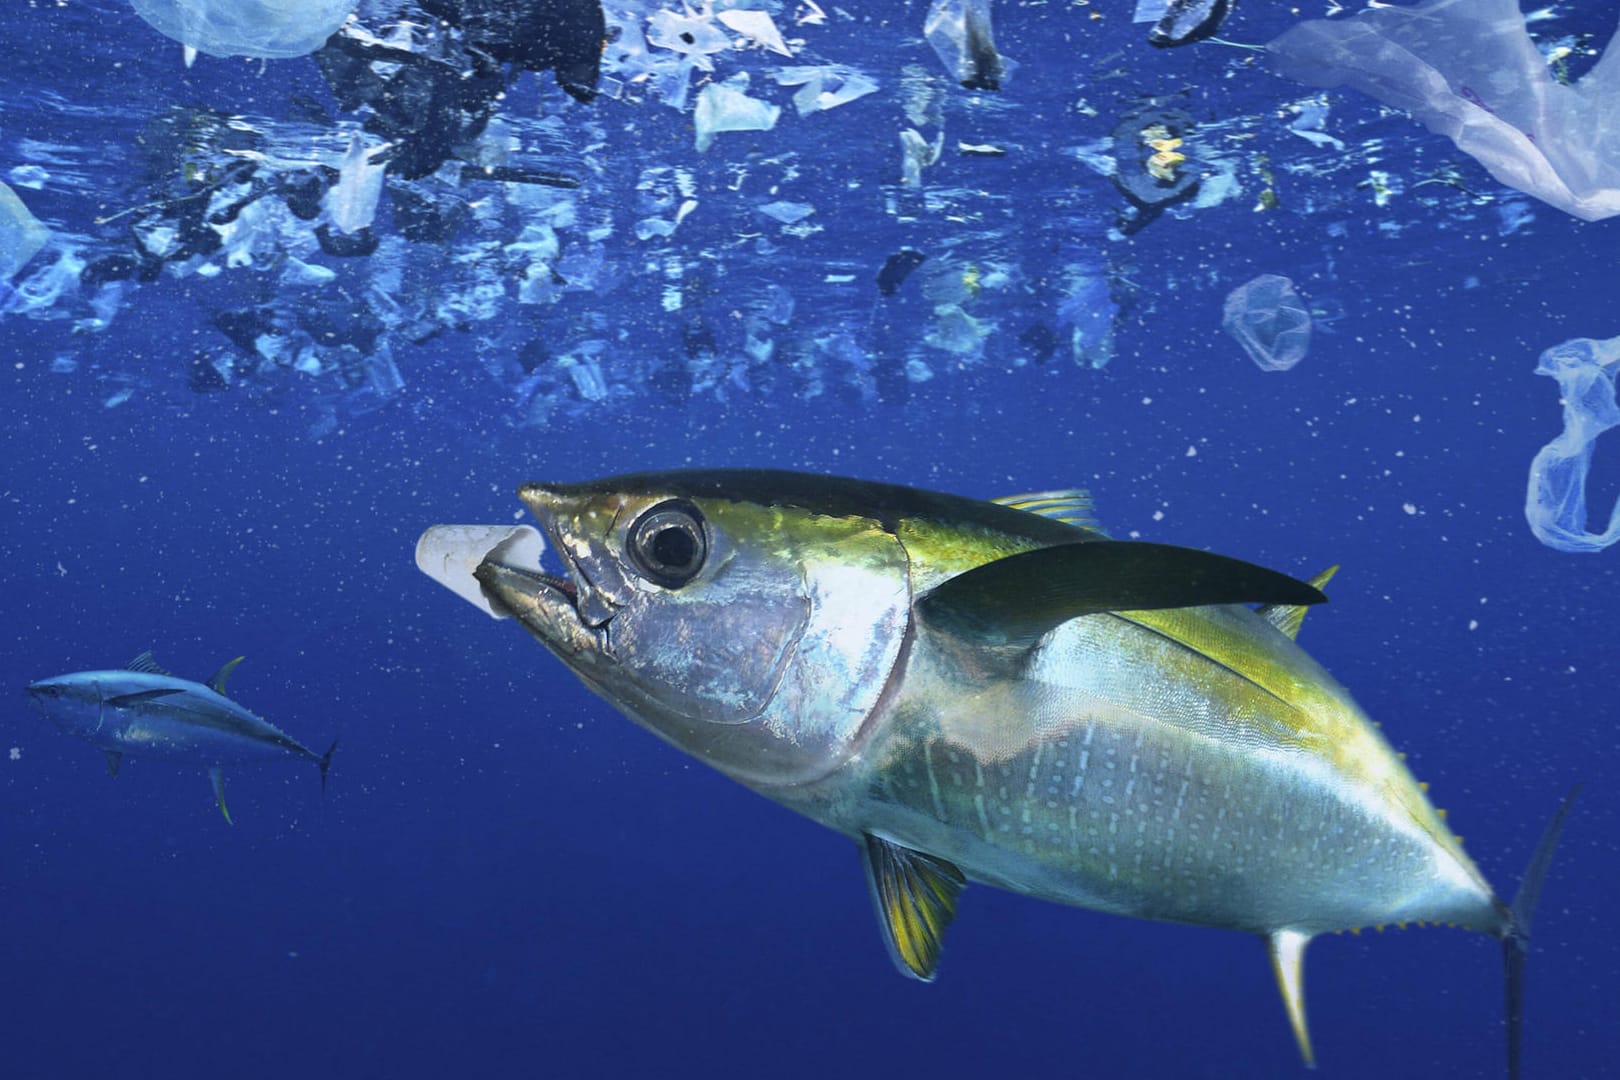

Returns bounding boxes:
[628,500,708,589]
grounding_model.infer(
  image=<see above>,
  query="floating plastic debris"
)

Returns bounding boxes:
[716,9,793,56]
[0,181,50,281]
[774,66,879,116]
[416,524,546,619]
[132,0,358,60]
[924,0,1009,92]
[757,201,814,224]
[324,135,389,236]
[693,74,781,152]
[1146,0,1233,49]
[1222,274,1311,372]
[1268,0,1620,222]
[647,4,732,55]
[1526,334,1620,552]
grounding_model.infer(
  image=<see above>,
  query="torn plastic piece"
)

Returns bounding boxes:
[924,0,1010,92]
[1268,0,1620,222]
[693,74,781,152]
[324,135,389,235]
[1526,334,1620,552]
[132,0,358,60]
[646,5,731,55]
[0,181,50,281]
[1223,274,1311,372]
[416,525,546,618]
[1148,0,1232,48]
[774,66,879,116]
[717,10,792,56]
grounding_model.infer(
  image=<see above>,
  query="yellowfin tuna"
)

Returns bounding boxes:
[421,470,1573,1076]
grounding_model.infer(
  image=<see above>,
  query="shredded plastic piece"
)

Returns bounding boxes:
[1526,334,1620,552]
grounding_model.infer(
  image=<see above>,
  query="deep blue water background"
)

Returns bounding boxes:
[4,2,1619,1078]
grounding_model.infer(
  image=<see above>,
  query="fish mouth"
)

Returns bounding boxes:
[470,522,606,655]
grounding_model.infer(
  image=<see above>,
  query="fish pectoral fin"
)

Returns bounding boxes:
[208,655,245,695]
[207,767,233,826]
[917,540,1328,647]
[105,688,184,707]
[861,833,966,982]
[103,751,123,777]
[1267,928,1315,1068]
[1257,565,1340,640]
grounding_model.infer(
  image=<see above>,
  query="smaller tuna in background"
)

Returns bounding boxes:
[26,651,336,823]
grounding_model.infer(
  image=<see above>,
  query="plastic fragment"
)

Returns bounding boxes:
[716,10,792,56]
[132,0,358,60]
[924,0,1010,91]
[693,74,781,152]
[0,181,50,281]
[1526,334,1620,552]
[1222,274,1311,372]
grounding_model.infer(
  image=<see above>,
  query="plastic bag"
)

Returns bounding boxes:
[1525,334,1620,553]
[1222,274,1311,371]
[1267,0,1620,222]
[132,0,357,59]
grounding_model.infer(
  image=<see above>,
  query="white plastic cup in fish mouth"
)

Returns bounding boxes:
[416,524,545,619]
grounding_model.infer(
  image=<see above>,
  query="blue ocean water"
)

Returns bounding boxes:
[3,2,1617,1077]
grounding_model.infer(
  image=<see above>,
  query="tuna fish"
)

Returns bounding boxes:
[420,469,1573,1076]
[27,651,336,822]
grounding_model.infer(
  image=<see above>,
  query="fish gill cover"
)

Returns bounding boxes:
[1,2,1617,1079]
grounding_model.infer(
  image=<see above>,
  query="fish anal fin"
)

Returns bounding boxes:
[208,656,246,695]
[103,750,122,777]
[126,650,173,676]
[208,766,233,826]
[106,688,183,707]
[1258,565,1341,639]
[992,489,1104,534]
[1267,928,1315,1068]
[918,540,1327,648]
[861,833,966,982]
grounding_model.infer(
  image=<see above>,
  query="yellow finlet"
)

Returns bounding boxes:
[1258,565,1340,639]
[1268,929,1315,1068]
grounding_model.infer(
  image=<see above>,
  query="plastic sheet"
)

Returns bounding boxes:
[0,181,49,281]
[693,75,780,152]
[132,0,358,59]
[1222,274,1311,371]
[416,525,546,618]
[1267,0,1620,222]
[1525,334,1620,553]
[924,0,1009,91]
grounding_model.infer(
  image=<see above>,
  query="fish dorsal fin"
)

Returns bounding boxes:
[861,833,966,982]
[993,489,1104,533]
[208,656,246,695]
[918,541,1328,648]
[127,650,172,676]
[1257,565,1340,639]
[1268,929,1314,1067]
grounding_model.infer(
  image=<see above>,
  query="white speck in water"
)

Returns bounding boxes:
[8,747,19,761]
[1152,510,1165,522]
[1402,503,1417,515]
[1185,446,1197,457]
[1468,620,1479,631]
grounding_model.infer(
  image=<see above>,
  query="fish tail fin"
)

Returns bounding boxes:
[1501,784,1580,1080]
[318,738,340,794]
